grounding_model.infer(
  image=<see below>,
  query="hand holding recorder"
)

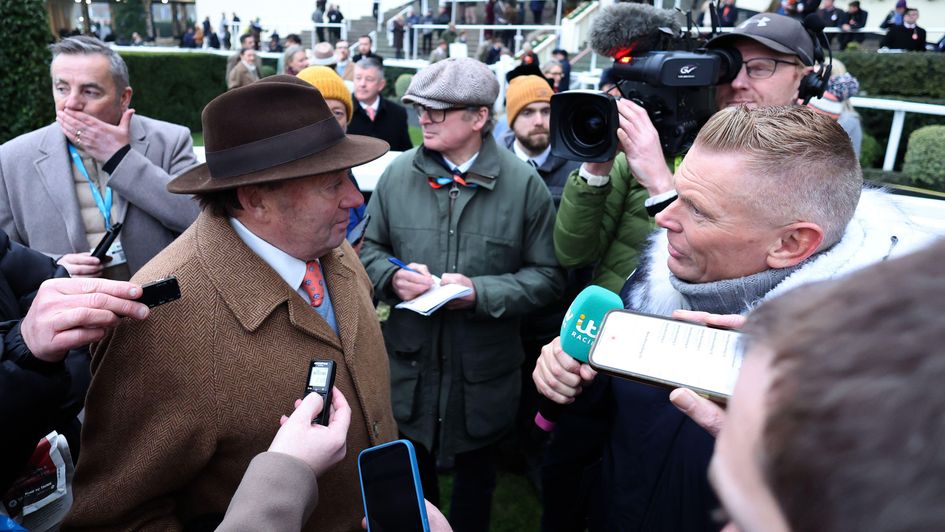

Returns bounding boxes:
[57,221,125,278]
[19,277,150,362]
[269,387,351,477]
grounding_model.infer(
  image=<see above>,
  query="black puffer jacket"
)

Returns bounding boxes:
[0,231,89,492]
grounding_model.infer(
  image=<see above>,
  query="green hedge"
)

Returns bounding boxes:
[836,51,945,99]
[855,98,945,171]
[120,52,228,132]
[863,168,945,194]
[903,126,945,190]
[0,0,54,144]
[836,51,945,171]
[383,66,415,99]
[859,131,881,168]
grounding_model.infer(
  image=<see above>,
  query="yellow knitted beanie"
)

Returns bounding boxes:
[297,66,353,122]
[506,75,554,127]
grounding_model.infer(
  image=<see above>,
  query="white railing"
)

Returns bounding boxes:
[310,22,349,45]
[559,2,599,54]
[849,97,945,171]
[409,23,561,60]
[531,33,559,66]
[691,25,945,41]
[378,0,417,33]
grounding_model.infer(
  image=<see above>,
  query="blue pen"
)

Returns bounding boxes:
[388,257,440,284]
[388,257,419,273]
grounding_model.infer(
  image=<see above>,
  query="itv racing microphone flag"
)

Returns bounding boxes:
[559,285,624,363]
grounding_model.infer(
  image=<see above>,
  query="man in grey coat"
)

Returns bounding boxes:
[360,57,564,532]
[0,36,199,279]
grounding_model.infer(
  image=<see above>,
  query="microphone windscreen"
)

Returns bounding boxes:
[590,3,680,57]
[559,285,624,363]
[803,13,826,32]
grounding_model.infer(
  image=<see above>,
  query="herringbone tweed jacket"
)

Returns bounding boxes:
[65,210,396,532]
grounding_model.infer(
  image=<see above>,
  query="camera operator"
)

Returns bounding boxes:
[541,17,826,527]
[554,13,820,294]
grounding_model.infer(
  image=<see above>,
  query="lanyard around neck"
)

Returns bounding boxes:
[68,143,113,230]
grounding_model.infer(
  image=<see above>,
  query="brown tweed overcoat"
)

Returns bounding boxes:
[64,210,396,531]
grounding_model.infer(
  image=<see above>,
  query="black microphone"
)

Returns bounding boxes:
[589,3,681,58]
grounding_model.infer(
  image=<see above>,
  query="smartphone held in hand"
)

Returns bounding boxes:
[358,439,430,532]
[91,222,123,262]
[588,309,744,402]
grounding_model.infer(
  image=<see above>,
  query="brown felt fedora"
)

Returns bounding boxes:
[168,75,389,194]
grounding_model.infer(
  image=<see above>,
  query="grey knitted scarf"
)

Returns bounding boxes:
[668,262,806,315]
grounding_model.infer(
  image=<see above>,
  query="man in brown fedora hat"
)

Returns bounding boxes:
[65,75,397,531]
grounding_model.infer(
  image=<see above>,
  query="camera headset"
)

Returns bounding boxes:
[797,14,833,105]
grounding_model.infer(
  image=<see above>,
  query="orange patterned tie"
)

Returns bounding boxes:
[365,106,376,121]
[302,260,325,307]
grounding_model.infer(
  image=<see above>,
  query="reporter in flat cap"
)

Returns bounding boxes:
[65,75,398,532]
[360,57,565,531]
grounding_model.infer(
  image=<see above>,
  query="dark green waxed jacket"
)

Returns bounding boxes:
[360,138,565,457]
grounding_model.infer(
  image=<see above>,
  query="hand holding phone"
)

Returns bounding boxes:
[669,388,727,437]
[268,387,351,476]
[359,440,431,532]
[91,222,123,262]
[588,309,744,401]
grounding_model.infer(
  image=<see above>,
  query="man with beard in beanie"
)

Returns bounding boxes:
[503,75,579,208]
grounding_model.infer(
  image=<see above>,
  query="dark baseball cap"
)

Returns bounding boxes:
[707,13,815,66]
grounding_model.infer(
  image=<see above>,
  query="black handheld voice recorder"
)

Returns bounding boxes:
[305,359,336,425]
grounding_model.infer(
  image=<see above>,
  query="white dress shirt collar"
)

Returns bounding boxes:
[442,152,480,174]
[229,217,309,292]
[512,141,551,168]
[360,96,381,113]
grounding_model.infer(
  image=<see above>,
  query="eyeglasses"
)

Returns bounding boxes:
[412,104,475,123]
[741,57,800,79]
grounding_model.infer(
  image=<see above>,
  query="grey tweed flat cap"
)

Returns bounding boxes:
[402,57,499,109]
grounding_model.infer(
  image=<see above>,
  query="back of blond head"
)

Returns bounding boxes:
[694,106,862,248]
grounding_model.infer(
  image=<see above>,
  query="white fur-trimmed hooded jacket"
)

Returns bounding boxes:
[598,187,941,530]
[621,187,941,316]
